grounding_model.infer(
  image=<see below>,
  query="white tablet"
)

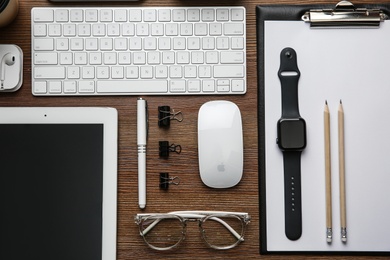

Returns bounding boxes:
[0,107,117,260]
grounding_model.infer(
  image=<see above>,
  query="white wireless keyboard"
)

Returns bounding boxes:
[31,7,246,96]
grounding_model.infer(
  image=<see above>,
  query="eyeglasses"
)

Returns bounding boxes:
[134,211,251,251]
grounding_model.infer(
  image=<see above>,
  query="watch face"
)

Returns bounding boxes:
[277,118,306,150]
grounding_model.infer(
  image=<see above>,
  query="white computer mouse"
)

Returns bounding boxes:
[198,100,243,188]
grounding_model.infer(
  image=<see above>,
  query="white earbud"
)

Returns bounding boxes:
[1,52,16,87]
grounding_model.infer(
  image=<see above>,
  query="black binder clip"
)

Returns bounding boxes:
[302,1,387,28]
[160,172,180,190]
[158,106,183,127]
[159,141,182,158]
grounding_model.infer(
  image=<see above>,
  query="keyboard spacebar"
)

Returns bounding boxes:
[97,80,168,93]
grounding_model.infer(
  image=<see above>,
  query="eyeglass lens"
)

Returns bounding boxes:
[201,215,243,248]
[141,216,184,249]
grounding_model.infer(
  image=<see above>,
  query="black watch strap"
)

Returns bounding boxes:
[278,48,301,118]
[283,151,302,240]
[278,47,303,240]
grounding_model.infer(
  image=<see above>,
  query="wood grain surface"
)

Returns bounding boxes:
[0,0,384,259]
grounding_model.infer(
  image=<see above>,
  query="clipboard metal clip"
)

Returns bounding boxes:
[302,1,388,28]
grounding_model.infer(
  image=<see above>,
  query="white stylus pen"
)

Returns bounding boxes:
[137,98,147,209]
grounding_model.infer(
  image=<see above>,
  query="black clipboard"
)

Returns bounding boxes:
[257,1,390,255]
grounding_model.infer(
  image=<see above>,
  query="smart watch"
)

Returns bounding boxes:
[276,47,306,241]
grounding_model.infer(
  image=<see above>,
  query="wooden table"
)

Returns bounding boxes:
[0,0,382,259]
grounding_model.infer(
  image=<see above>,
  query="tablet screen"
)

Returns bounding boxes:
[0,124,104,260]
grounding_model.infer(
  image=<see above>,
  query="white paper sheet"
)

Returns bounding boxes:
[265,21,390,252]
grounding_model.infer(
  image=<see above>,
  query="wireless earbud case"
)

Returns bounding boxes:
[0,44,23,92]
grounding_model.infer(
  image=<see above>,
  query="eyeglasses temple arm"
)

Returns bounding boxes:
[139,218,162,236]
[208,216,244,241]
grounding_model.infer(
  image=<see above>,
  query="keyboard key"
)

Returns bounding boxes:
[82,67,95,79]
[97,66,110,79]
[34,39,54,51]
[68,67,80,79]
[173,38,186,50]
[71,39,84,51]
[129,9,142,22]
[86,38,98,51]
[202,80,215,92]
[199,65,211,78]
[220,51,244,64]
[216,37,229,50]
[205,51,218,64]
[118,52,131,64]
[85,9,98,22]
[170,80,186,92]
[232,79,245,92]
[33,24,47,36]
[136,24,149,36]
[34,53,58,65]
[112,66,124,79]
[216,9,229,21]
[34,67,65,79]
[169,66,182,78]
[48,24,61,36]
[231,37,245,50]
[217,84,230,92]
[202,9,215,21]
[224,23,244,35]
[158,9,171,22]
[140,66,153,79]
[34,9,54,22]
[48,81,62,93]
[214,65,244,78]
[79,81,95,93]
[151,24,164,36]
[107,24,120,36]
[64,81,77,93]
[126,67,139,79]
[209,23,222,36]
[194,24,207,36]
[185,66,197,78]
[172,9,185,22]
[97,80,168,93]
[34,81,47,93]
[92,24,106,36]
[166,23,178,36]
[114,9,127,22]
[60,53,73,65]
[122,23,135,36]
[180,24,193,36]
[70,9,83,22]
[78,24,91,36]
[144,9,156,22]
[55,9,69,22]
[188,9,200,22]
[63,24,76,36]
[100,9,113,22]
[155,65,168,78]
[188,80,201,92]
[231,8,245,21]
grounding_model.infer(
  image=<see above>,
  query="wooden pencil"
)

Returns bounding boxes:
[324,100,332,243]
[338,100,347,242]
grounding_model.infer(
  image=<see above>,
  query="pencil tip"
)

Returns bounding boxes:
[340,99,342,104]
[325,100,328,105]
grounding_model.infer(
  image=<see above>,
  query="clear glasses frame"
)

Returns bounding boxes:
[134,211,251,251]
